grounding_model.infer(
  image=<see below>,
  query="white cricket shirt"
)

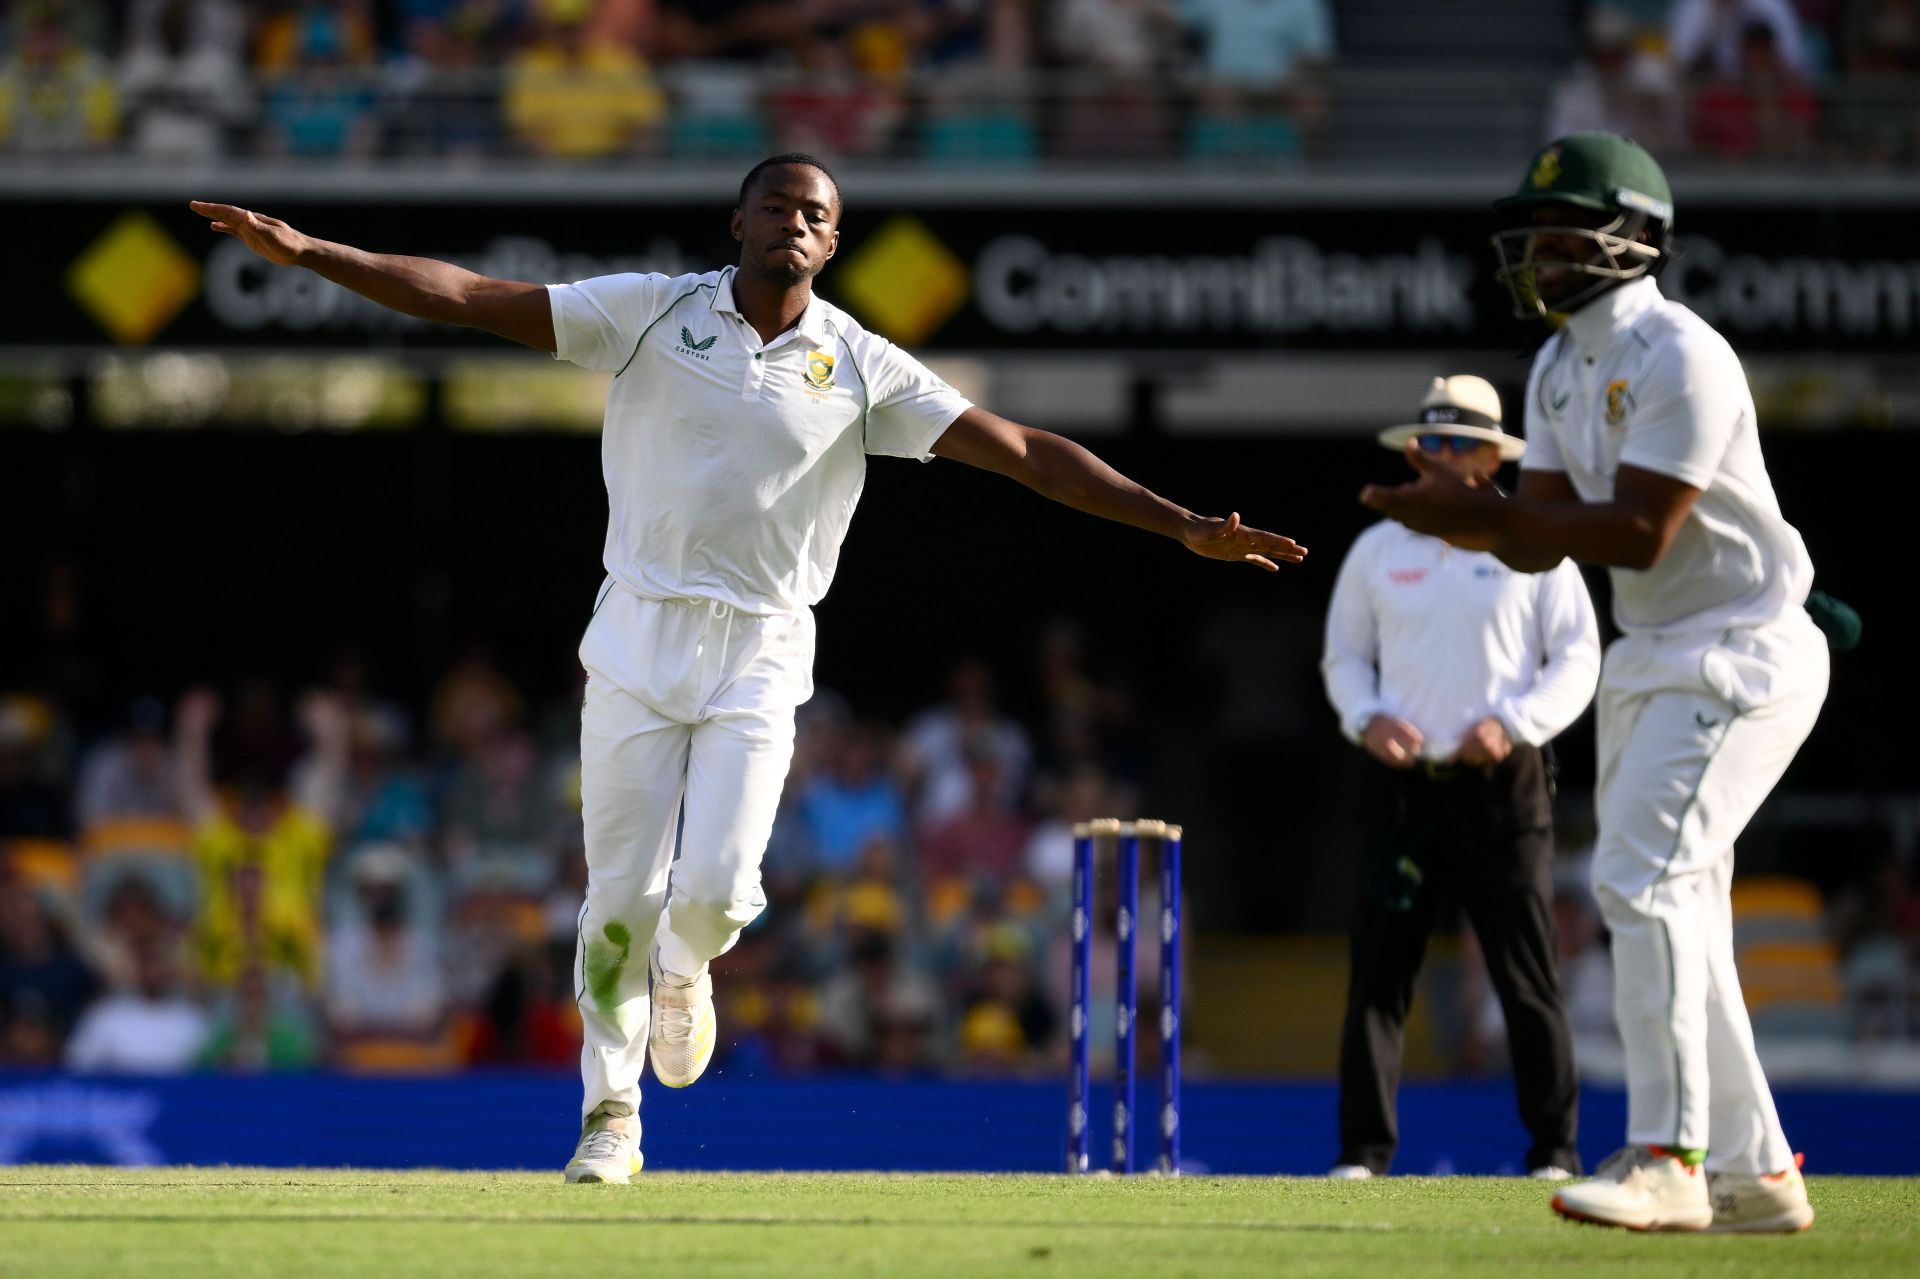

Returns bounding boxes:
[1520,276,1814,636]
[1322,520,1601,757]
[549,267,972,615]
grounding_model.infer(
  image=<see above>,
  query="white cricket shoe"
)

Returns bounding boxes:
[564,1100,641,1184]
[648,951,716,1089]
[1707,1158,1814,1233]
[1327,1164,1374,1181]
[1551,1146,1712,1232]
[1529,1165,1576,1182]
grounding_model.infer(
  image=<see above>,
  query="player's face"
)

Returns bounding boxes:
[1491,199,1660,321]
[1518,204,1611,306]
[733,166,841,287]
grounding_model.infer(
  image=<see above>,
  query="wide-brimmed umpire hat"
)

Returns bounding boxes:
[1376,375,1526,461]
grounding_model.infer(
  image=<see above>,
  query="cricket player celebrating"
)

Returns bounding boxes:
[192,154,1304,1184]
[1361,133,1824,1232]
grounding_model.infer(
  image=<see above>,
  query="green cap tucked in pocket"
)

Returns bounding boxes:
[1806,590,1862,652]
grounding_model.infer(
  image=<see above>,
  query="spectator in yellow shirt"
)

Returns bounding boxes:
[176,686,348,990]
[504,0,666,158]
[0,4,118,153]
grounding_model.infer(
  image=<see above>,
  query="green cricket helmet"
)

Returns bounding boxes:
[1491,132,1674,321]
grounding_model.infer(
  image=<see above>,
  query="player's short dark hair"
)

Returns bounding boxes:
[737,153,841,215]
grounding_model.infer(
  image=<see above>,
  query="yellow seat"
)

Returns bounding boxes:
[6,838,78,892]
[503,898,548,944]
[334,1025,470,1074]
[1739,940,1844,1011]
[1003,877,1045,917]
[1730,876,1824,922]
[1730,876,1827,948]
[924,877,972,928]
[82,816,191,858]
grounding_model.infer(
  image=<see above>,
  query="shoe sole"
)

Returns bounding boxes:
[1551,1196,1711,1232]
[564,1156,642,1185]
[1705,1210,1815,1234]
[649,1039,714,1087]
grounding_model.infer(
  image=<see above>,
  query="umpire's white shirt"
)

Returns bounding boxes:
[1519,276,1813,636]
[1322,522,1601,758]
[549,267,972,615]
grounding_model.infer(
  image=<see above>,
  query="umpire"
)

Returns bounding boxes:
[1322,376,1601,1180]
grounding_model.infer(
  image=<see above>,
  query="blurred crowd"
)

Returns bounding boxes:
[1453,844,1920,1081]
[1549,0,1920,167]
[0,0,1337,163]
[1,0,1916,166]
[6,621,1916,1083]
[0,621,1175,1079]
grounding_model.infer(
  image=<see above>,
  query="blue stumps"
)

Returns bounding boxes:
[1113,822,1140,1174]
[1067,822,1094,1174]
[1065,817,1180,1178]
[1159,823,1183,1176]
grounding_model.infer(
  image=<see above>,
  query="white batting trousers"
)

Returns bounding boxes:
[1590,607,1828,1175]
[573,583,814,1121]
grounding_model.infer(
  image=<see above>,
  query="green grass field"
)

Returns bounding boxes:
[1,1167,1914,1278]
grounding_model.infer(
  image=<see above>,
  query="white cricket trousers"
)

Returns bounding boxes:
[573,582,815,1120]
[1591,607,1829,1175]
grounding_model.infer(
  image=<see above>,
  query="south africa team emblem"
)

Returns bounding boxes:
[804,350,836,391]
[1530,145,1563,190]
[1605,379,1631,425]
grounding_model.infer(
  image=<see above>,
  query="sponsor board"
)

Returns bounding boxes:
[18,199,1920,353]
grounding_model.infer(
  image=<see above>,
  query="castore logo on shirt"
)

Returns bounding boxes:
[1388,568,1428,585]
[676,326,717,361]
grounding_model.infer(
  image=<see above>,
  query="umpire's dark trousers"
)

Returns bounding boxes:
[1336,744,1580,1175]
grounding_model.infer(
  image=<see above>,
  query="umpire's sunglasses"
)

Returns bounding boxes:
[1416,433,1485,455]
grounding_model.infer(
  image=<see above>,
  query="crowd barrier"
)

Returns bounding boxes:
[2,1072,1914,1175]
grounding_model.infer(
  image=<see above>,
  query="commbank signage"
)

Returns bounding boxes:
[21,198,1920,354]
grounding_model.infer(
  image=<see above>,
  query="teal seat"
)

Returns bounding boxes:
[669,114,768,159]
[1186,113,1303,161]
[84,851,200,924]
[1748,1002,1849,1040]
[923,112,1037,165]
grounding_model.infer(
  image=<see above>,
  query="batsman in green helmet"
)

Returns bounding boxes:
[1362,133,1839,1235]
[1490,130,1674,322]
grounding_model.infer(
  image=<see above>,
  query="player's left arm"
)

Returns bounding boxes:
[931,406,1306,570]
[1489,464,1701,570]
[1361,447,1699,572]
[1369,333,1733,571]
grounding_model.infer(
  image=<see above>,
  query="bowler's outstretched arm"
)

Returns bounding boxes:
[190,201,555,352]
[932,406,1306,571]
